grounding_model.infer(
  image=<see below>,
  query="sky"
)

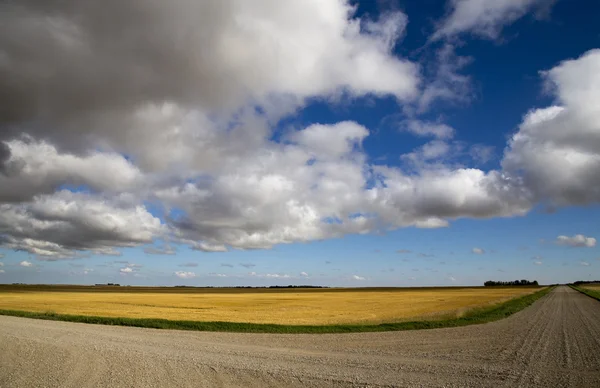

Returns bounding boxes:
[1,0,599,287]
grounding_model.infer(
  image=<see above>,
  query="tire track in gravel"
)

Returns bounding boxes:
[1,286,600,387]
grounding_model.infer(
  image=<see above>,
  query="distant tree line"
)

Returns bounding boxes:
[268,285,328,289]
[174,285,329,289]
[484,280,538,286]
[572,280,600,285]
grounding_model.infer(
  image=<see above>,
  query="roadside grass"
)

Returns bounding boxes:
[569,285,600,302]
[0,286,552,333]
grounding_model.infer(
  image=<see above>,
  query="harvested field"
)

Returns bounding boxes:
[0,285,540,325]
[582,283,600,291]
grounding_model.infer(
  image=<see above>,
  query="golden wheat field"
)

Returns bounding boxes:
[0,286,540,325]
[582,284,600,291]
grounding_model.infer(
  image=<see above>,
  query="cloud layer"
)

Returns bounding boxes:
[0,1,598,260]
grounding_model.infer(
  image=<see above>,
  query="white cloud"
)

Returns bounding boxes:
[0,270,4,273]
[300,271,309,277]
[247,272,290,279]
[174,271,196,279]
[190,242,228,253]
[0,3,595,259]
[265,273,291,279]
[0,190,164,259]
[448,276,456,282]
[0,262,3,266]
[209,273,228,277]
[352,275,365,280]
[580,261,591,267]
[1,139,141,202]
[555,235,596,248]
[432,0,552,40]
[501,50,600,206]
[0,1,418,164]
[119,267,133,273]
[19,260,33,267]
[291,122,369,159]
[401,120,455,140]
[534,261,543,265]
[472,247,485,254]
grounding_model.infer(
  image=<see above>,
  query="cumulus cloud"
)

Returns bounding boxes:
[0,191,163,259]
[352,275,366,280]
[432,0,553,40]
[174,271,196,279]
[248,272,290,279]
[555,235,597,248]
[0,0,418,156]
[265,273,291,279]
[534,261,543,265]
[119,267,133,274]
[300,271,309,277]
[580,261,591,267]
[472,247,485,254]
[0,139,141,202]
[290,122,369,159]
[501,50,600,206]
[0,1,596,260]
[190,242,228,253]
[19,260,33,267]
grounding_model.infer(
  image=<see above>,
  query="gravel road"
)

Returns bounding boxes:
[1,286,600,387]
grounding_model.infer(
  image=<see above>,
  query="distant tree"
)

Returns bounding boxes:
[484,280,539,287]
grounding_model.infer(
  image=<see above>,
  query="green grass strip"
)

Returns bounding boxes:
[0,287,553,334]
[569,285,600,301]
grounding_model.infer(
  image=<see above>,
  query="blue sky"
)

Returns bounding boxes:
[1,0,599,286]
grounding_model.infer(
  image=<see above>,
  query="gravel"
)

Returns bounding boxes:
[1,286,599,387]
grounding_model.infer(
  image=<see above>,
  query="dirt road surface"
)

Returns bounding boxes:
[1,286,599,387]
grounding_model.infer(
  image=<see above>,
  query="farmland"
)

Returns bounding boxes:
[0,284,541,325]
[581,283,600,291]
[2,287,600,387]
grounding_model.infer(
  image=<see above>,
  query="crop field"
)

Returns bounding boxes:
[0,285,541,325]
[582,283,600,291]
